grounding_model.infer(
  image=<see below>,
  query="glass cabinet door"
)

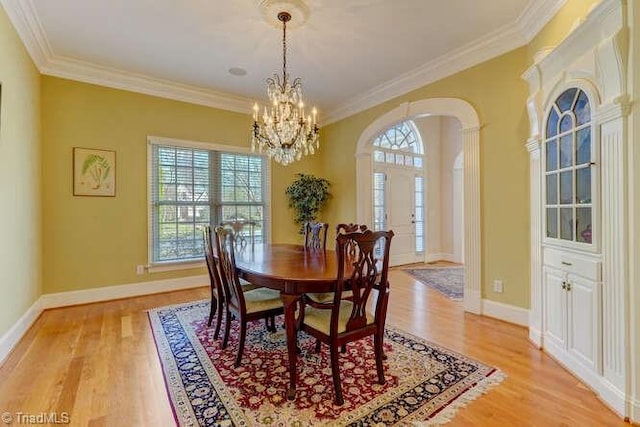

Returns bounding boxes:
[543,88,593,245]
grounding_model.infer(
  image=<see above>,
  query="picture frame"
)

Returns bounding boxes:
[73,147,116,196]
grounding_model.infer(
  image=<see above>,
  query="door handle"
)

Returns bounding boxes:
[561,281,567,290]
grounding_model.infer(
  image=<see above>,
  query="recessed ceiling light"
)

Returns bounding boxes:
[228,67,247,76]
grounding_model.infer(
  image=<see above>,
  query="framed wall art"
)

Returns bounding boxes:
[73,147,116,196]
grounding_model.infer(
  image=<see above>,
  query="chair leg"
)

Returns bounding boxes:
[207,297,216,327]
[314,339,322,353]
[341,344,347,353]
[329,344,344,405]
[213,298,224,340]
[235,321,247,368]
[222,308,232,349]
[374,331,386,385]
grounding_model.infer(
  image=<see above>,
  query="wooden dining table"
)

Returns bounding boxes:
[233,243,338,400]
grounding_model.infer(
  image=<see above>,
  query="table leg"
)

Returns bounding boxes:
[281,292,300,400]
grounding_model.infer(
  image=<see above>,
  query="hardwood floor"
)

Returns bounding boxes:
[0,270,630,426]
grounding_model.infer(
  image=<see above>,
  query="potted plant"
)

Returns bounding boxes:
[285,173,331,233]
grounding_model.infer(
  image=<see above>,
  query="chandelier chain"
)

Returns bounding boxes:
[282,16,287,82]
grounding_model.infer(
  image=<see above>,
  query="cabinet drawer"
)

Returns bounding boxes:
[543,247,601,280]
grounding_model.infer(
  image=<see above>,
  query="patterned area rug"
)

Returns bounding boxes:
[404,266,464,300]
[149,300,503,426]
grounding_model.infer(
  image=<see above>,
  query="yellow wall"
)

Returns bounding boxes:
[41,77,322,293]
[0,6,41,336]
[321,47,532,308]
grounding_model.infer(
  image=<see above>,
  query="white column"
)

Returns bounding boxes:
[463,126,481,314]
[597,102,629,416]
[526,138,543,347]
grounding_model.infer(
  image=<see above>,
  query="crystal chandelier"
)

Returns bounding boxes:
[251,11,319,166]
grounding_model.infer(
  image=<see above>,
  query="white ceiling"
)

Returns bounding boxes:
[2,0,566,123]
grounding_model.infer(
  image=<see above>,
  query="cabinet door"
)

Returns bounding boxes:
[566,274,600,373]
[543,267,567,352]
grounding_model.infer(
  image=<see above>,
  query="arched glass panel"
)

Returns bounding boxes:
[373,121,422,154]
[543,88,593,245]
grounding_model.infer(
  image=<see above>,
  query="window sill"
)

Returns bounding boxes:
[148,260,205,273]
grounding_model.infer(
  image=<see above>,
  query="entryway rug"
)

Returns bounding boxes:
[149,300,503,426]
[404,266,464,300]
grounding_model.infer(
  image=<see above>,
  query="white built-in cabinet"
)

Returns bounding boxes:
[542,249,601,386]
[523,0,632,420]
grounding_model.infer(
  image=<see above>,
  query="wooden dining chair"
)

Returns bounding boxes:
[304,221,329,250]
[213,226,284,368]
[335,223,368,255]
[203,226,225,340]
[297,228,394,405]
[305,223,368,305]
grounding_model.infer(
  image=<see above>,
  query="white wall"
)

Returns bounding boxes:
[440,117,463,257]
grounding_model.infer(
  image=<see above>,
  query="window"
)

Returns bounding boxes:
[149,138,269,265]
[415,176,425,252]
[544,88,593,244]
[373,120,423,168]
[373,172,386,231]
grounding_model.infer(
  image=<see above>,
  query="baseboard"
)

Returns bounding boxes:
[528,327,543,349]
[40,275,208,309]
[482,299,529,327]
[0,299,43,364]
[464,289,482,314]
[0,275,208,364]
[594,377,627,420]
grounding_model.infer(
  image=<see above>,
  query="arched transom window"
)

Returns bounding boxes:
[544,88,593,245]
[372,121,424,168]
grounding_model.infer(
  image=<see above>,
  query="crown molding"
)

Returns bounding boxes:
[324,0,566,124]
[40,55,252,114]
[516,0,568,42]
[3,0,566,122]
[1,0,253,114]
[324,21,527,124]
[0,0,51,67]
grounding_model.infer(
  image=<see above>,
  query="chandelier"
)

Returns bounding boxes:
[251,11,319,166]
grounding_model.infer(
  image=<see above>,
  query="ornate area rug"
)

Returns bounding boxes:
[404,267,464,300]
[148,300,503,426]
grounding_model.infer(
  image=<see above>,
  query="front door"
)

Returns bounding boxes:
[375,167,424,266]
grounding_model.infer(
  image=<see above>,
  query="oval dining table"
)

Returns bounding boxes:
[233,243,338,400]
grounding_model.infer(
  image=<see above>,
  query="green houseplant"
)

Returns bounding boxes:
[285,173,331,233]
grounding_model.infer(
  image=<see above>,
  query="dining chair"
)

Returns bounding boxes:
[297,228,394,405]
[220,219,256,248]
[304,221,328,250]
[203,226,225,340]
[335,223,368,255]
[213,226,284,368]
[305,223,368,305]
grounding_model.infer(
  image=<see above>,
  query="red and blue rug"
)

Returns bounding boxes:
[149,300,503,426]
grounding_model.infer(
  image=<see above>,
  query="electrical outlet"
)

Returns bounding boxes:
[493,279,503,293]
[136,265,145,275]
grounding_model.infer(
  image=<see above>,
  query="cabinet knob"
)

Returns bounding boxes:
[561,281,567,290]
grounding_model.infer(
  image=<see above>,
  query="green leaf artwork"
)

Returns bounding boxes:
[81,154,111,189]
[74,148,116,196]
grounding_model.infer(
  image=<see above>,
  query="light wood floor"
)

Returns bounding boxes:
[0,270,630,426]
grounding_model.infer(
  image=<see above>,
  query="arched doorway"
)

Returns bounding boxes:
[355,98,481,314]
